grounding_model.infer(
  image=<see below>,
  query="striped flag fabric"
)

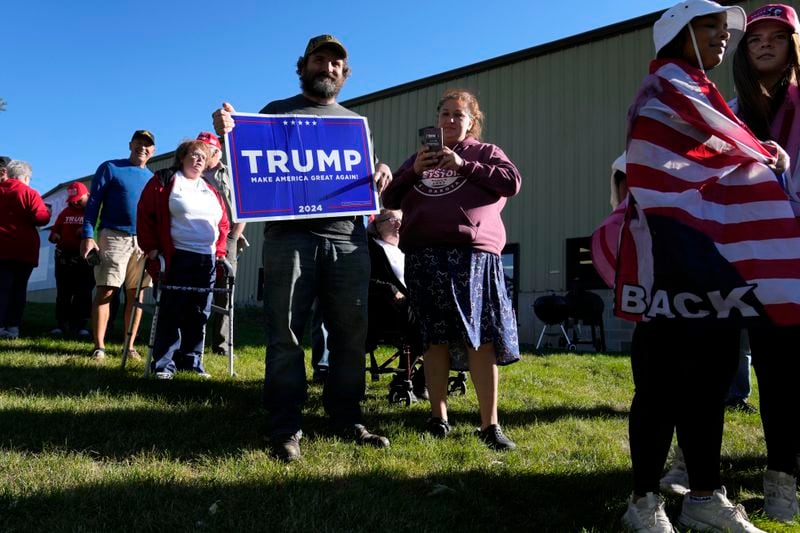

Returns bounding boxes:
[592,59,800,326]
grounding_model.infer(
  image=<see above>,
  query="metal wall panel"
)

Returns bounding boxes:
[343,0,794,296]
[32,1,786,346]
[347,28,652,294]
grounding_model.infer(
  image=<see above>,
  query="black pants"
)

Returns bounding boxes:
[54,253,95,330]
[749,325,800,475]
[629,321,739,495]
[152,250,214,374]
[0,260,34,328]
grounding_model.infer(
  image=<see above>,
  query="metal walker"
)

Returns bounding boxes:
[121,255,236,377]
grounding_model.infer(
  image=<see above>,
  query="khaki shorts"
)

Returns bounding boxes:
[94,229,152,289]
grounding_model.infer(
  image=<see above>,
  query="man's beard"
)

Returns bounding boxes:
[301,72,343,99]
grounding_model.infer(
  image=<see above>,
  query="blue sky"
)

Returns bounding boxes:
[3,1,675,194]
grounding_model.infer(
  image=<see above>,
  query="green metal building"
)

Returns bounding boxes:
[35,0,790,350]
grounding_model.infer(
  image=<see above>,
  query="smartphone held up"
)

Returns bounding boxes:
[419,127,443,153]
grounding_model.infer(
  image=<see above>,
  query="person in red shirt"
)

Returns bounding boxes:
[48,181,94,337]
[0,159,51,339]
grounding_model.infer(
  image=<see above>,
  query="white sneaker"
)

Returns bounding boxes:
[621,492,676,532]
[0,326,19,339]
[678,486,766,533]
[763,469,799,523]
[660,446,690,496]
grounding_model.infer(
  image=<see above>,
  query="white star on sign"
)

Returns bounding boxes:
[305,120,310,125]
[312,121,317,125]
[283,120,288,125]
[290,120,296,125]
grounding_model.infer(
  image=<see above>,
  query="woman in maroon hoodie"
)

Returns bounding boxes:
[383,89,521,450]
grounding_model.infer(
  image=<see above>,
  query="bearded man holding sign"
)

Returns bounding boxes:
[213,35,392,462]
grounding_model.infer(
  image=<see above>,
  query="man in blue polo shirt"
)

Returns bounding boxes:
[80,130,155,360]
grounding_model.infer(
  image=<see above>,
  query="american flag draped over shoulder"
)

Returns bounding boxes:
[592,59,800,326]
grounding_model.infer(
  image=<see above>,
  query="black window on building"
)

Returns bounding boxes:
[565,237,606,291]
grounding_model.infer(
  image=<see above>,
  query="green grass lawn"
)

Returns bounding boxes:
[0,303,796,532]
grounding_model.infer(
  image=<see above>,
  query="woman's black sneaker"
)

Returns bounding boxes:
[426,417,451,438]
[476,424,516,451]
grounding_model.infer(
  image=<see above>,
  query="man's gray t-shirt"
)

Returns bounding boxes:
[259,94,366,241]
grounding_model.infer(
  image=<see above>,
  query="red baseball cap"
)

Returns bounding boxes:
[66,181,89,203]
[748,4,800,32]
[196,131,222,150]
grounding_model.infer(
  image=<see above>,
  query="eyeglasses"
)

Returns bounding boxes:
[189,151,208,161]
[377,216,401,224]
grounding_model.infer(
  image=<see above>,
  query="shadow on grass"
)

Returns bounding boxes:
[0,469,636,533]
[0,361,268,460]
[0,370,338,461]
[372,404,629,435]
[0,359,630,462]
[504,404,628,424]
[0,364,390,460]
[0,361,262,401]
[0,404,266,459]
[0,456,777,533]
[0,402,627,465]
[720,454,779,495]
[0,339,96,357]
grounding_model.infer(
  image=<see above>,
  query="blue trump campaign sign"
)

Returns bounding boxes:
[223,113,379,222]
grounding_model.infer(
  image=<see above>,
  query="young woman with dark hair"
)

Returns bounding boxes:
[730,4,800,523]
